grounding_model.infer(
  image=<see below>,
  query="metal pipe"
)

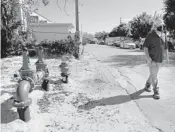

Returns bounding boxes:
[59,56,69,83]
[13,46,50,122]
[20,48,30,70]
[13,80,32,122]
[13,49,34,122]
[35,46,50,90]
[16,80,31,102]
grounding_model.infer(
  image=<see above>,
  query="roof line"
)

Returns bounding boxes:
[30,23,74,28]
[32,11,52,22]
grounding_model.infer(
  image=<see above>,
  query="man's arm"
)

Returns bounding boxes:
[143,34,152,63]
[165,49,169,60]
[164,34,169,63]
[144,47,152,63]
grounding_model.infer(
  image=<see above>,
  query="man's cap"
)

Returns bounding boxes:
[154,18,164,27]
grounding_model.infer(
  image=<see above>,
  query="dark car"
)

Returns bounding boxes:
[98,40,105,45]
[113,40,121,47]
[89,40,96,44]
[168,41,175,51]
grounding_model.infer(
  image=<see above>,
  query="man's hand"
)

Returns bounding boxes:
[146,57,152,64]
[144,47,152,64]
[165,57,169,64]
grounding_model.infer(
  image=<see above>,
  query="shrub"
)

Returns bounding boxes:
[38,39,78,58]
[28,49,37,57]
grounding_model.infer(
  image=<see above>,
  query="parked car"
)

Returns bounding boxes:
[168,41,175,51]
[120,42,136,49]
[139,38,145,50]
[89,40,96,44]
[134,41,140,48]
[113,40,121,47]
[107,41,114,45]
[98,40,105,45]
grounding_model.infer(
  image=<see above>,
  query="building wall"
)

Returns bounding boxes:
[30,24,74,42]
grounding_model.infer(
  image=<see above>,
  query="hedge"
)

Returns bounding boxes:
[25,39,79,58]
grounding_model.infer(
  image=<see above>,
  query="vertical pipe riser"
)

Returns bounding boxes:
[36,46,50,91]
[60,61,69,83]
[14,49,34,122]
[36,47,49,78]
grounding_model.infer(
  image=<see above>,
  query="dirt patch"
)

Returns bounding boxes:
[71,93,92,108]
[37,94,51,113]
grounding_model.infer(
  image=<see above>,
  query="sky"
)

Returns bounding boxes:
[36,0,164,34]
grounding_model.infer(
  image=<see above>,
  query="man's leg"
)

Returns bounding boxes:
[150,62,161,99]
[144,74,152,92]
[144,64,152,92]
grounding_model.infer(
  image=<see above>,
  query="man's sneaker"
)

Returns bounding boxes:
[153,87,160,99]
[144,83,151,92]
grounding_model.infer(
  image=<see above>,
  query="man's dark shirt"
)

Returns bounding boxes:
[143,31,168,63]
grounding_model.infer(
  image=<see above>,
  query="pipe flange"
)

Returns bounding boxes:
[20,76,35,90]
[26,77,35,91]
[13,98,32,108]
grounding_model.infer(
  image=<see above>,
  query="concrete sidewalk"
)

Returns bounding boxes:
[117,64,175,132]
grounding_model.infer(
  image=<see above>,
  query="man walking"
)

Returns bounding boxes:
[143,19,169,99]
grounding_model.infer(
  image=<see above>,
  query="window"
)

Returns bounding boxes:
[30,16,39,23]
[39,20,47,24]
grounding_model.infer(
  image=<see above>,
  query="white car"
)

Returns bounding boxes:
[120,42,136,49]
[107,41,114,45]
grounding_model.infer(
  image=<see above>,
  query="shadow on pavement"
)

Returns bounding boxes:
[78,89,152,110]
[1,97,19,124]
[102,55,146,67]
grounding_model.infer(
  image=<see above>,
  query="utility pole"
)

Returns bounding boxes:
[75,0,80,37]
[81,24,83,42]
[120,17,122,41]
[81,24,85,55]
[75,0,80,59]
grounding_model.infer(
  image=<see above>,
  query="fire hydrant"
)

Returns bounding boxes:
[13,46,49,122]
[59,54,70,83]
